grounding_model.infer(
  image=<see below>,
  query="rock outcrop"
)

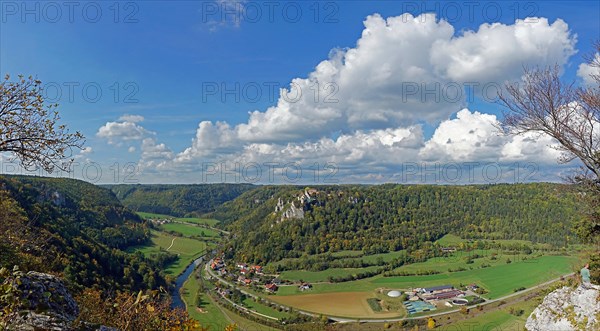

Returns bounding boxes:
[1,270,116,331]
[526,286,600,331]
[3,271,79,330]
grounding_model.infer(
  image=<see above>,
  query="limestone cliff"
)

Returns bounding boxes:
[525,286,600,331]
[1,269,115,331]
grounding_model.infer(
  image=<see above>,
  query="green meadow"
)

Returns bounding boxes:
[275,255,577,299]
[181,272,230,329]
[161,222,221,238]
[137,211,220,227]
[129,230,208,275]
[279,266,382,283]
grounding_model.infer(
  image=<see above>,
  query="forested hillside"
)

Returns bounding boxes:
[214,183,582,264]
[0,175,166,292]
[107,183,255,217]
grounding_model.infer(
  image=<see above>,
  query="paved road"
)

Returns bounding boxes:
[205,260,574,324]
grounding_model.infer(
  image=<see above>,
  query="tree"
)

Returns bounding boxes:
[427,317,436,329]
[0,74,84,172]
[498,42,600,248]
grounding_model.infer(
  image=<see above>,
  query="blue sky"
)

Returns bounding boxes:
[1,1,599,184]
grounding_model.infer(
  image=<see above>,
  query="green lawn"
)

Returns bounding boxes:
[448,295,539,330]
[275,255,577,299]
[136,211,220,226]
[373,255,576,299]
[436,234,464,246]
[266,250,401,271]
[181,272,230,330]
[178,217,220,227]
[339,250,406,264]
[280,266,382,283]
[241,297,291,319]
[161,223,221,238]
[129,230,208,275]
[435,234,553,250]
[389,249,515,274]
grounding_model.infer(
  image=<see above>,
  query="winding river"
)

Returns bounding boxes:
[171,256,204,309]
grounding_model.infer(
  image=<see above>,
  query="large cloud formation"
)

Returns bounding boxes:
[98,13,580,183]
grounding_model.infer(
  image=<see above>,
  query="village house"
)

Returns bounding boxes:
[265,283,278,293]
[210,258,225,270]
[236,262,248,269]
[251,265,263,274]
[298,282,312,291]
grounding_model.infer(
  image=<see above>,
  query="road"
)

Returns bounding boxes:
[205,260,575,324]
[166,237,176,251]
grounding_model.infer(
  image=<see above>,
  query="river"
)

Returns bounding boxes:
[171,256,204,309]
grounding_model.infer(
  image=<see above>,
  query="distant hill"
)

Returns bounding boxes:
[0,175,165,292]
[213,183,583,264]
[106,183,255,217]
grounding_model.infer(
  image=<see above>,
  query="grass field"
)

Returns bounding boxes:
[181,272,230,329]
[444,294,539,331]
[388,249,522,274]
[268,255,575,320]
[220,305,281,331]
[374,255,576,299]
[129,230,208,275]
[338,250,406,264]
[275,255,577,299]
[435,234,553,250]
[161,223,220,238]
[279,266,381,282]
[137,211,220,227]
[241,298,291,319]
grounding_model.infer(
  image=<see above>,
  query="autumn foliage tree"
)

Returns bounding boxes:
[0,74,84,172]
[76,289,206,331]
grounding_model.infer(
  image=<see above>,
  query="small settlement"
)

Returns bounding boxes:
[209,256,314,295]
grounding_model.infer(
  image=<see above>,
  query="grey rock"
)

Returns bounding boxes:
[526,286,600,331]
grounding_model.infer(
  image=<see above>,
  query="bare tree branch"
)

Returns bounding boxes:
[0,74,85,173]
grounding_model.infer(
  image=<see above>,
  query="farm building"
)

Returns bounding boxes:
[298,282,312,291]
[422,285,453,294]
[421,285,463,300]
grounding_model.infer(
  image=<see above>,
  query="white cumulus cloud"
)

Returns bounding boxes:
[97,115,154,145]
